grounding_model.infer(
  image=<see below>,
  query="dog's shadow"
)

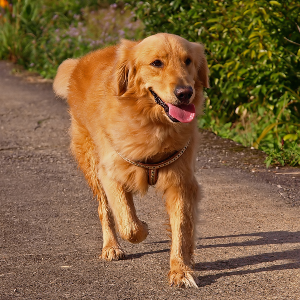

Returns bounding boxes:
[126,240,170,260]
[195,231,300,287]
[123,231,300,287]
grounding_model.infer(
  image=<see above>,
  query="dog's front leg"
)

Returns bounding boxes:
[98,191,125,261]
[99,168,148,244]
[164,176,199,288]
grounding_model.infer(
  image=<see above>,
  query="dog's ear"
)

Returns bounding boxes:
[192,43,210,88]
[115,39,139,96]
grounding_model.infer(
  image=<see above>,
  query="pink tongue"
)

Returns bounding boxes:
[166,103,195,123]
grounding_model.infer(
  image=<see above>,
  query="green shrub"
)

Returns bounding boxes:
[124,0,300,166]
[1,0,299,166]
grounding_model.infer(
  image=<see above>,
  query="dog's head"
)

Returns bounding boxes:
[115,33,209,124]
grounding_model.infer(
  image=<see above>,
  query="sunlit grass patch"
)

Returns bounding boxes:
[0,1,142,78]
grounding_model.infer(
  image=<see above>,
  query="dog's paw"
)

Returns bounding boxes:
[168,269,199,288]
[121,220,148,244]
[101,246,125,261]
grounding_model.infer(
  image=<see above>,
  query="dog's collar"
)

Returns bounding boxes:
[115,140,190,185]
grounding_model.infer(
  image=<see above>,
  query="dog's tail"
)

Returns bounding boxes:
[53,58,78,99]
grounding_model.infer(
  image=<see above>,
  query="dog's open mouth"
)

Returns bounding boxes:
[150,89,195,123]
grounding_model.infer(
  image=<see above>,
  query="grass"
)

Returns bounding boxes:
[265,142,300,168]
[199,94,300,168]
[0,1,142,78]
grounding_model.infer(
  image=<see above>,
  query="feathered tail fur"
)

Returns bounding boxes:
[53,58,78,99]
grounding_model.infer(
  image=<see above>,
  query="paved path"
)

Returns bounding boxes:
[0,61,300,299]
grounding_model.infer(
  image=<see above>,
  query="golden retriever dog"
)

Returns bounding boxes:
[53,33,209,288]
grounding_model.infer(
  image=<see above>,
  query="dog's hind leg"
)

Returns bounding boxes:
[70,118,125,260]
[98,170,148,244]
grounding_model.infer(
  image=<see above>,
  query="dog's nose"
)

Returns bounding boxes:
[174,86,193,103]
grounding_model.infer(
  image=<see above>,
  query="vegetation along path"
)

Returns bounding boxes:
[0,61,300,299]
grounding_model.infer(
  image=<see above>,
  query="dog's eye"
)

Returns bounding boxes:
[185,58,192,66]
[150,60,163,68]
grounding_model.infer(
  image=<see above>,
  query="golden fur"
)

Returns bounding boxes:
[53,33,209,288]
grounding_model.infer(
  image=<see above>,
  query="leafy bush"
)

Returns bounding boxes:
[124,0,300,166]
[1,0,299,166]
